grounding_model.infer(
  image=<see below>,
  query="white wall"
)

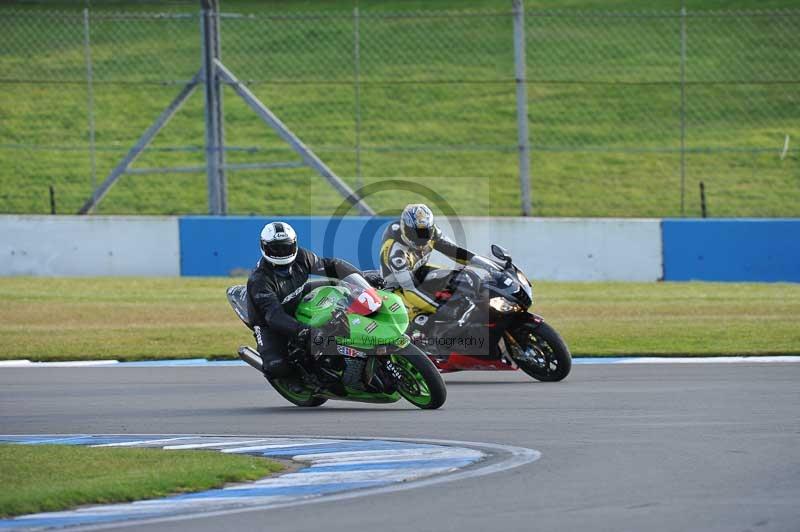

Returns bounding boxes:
[434,217,663,281]
[0,216,180,276]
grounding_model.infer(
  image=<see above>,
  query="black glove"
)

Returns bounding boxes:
[296,326,327,358]
[365,272,386,289]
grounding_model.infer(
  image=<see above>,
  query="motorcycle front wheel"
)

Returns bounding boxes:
[509,321,572,382]
[390,345,447,410]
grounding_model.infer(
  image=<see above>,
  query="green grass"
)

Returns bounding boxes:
[541,282,800,356]
[1,0,798,217]
[0,444,283,518]
[0,277,798,361]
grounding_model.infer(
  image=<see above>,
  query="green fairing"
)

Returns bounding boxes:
[234,278,443,409]
[284,282,429,405]
[316,387,401,403]
[294,286,345,328]
[294,285,409,350]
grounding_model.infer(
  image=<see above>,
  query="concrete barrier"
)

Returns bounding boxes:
[3,215,797,282]
[439,217,663,282]
[0,215,179,276]
[179,216,663,281]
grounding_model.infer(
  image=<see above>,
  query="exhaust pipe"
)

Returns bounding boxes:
[237,345,263,372]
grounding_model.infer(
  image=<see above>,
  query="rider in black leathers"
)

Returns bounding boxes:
[247,221,363,377]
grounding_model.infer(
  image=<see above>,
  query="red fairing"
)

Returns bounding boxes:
[347,287,383,316]
[434,290,452,301]
[528,313,544,324]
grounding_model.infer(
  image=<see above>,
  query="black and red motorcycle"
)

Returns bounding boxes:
[399,244,571,382]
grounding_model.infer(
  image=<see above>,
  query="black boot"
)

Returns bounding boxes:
[260,351,291,378]
[435,299,466,324]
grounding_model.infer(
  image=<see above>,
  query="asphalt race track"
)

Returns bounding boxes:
[2,363,799,532]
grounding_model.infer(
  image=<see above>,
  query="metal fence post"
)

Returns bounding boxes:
[353,7,363,190]
[216,61,375,216]
[83,7,97,203]
[513,0,532,217]
[679,4,687,216]
[201,0,226,215]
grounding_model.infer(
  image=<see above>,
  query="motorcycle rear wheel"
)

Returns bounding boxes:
[510,321,571,382]
[268,377,327,407]
[390,345,447,410]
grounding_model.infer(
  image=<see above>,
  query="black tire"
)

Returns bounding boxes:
[267,377,327,407]
[391,345,447,410]
[510,320,571,382]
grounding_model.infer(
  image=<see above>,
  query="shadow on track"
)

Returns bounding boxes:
[261,406,415,413]
[187,406,415,416]
[443,380,539,386]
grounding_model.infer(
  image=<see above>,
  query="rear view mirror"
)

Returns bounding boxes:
[491,244,511,263]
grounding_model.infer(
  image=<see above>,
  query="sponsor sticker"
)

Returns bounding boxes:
[389,302,401,312]
[336,345,367,358]
[281,283,306,304]
[365,322,378,333]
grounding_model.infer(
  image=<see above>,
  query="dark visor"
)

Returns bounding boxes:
[263,240,297,258]
[408,226,431,245]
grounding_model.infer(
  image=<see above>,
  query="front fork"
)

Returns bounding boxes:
[498,311,544,357]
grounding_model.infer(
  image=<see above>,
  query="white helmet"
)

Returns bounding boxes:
[260,221,298,266]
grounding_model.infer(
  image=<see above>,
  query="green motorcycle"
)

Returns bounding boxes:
[227,273,446,409]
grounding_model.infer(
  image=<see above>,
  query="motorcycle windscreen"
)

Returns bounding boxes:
[226,285,253,328]
[346,285,383,316]
[339,273,383,316]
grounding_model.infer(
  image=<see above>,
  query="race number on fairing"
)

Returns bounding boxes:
[357,291,382,312]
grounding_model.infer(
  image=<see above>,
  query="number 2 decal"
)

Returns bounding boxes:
[358,291,381,312]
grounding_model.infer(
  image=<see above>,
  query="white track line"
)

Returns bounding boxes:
[163,438,285,450]
[0,360,121,367]
[91,437,193,448]
[618,356,800,364]
[1,356,799,368]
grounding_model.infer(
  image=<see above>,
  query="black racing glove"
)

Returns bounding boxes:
[296,326,327,358]
[365,272,386,289]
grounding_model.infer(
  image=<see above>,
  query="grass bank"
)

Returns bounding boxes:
[1,0,797,217]
[0,277,798,360]
[0,444,283,518]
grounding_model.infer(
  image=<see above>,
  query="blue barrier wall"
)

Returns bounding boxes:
[662,219,800,282]
[179,216,393,276]
[175,216,800,280]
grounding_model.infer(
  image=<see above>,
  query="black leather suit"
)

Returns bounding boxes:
[246,248,359,365]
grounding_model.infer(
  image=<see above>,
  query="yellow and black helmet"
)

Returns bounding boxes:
[400,203,437,249]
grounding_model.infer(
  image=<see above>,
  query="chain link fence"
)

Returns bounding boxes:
[1,5,798,216]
